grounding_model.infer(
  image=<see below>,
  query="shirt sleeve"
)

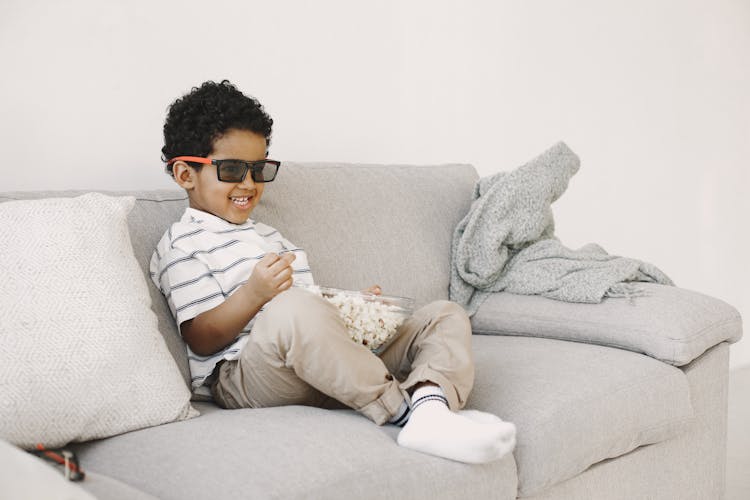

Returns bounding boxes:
[152,245,226,332]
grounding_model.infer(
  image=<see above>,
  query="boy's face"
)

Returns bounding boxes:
[173,129,267,224]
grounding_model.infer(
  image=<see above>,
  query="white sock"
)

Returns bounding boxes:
[458,409,517,443]
[397,384,516,464]
[388,399,411,427]
[460,409,515,427]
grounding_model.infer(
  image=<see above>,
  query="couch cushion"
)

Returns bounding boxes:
[467,335,694,497]
[72,403,517,500]
[471,284,743,367]
[0,193,197,449]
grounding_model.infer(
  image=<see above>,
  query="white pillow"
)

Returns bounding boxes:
[0,193,198,449]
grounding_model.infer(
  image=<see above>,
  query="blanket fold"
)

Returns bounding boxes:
[449,141,674,316]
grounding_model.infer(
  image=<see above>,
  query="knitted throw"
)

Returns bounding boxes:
[449,142,674,316]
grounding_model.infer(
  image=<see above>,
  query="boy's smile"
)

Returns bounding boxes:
[175,129,268,224]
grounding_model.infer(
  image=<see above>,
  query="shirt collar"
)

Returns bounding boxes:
[181,207,255,231]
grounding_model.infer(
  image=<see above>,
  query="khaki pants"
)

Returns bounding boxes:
[211,288,474,425]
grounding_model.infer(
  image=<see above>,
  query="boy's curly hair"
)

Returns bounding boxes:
[162,80,273,176]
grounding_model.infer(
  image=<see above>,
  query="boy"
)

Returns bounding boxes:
[150,80,516,464]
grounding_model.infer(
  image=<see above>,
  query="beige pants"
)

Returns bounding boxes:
[211,288,474,425]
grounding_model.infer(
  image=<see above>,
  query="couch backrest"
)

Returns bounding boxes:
[254,162,477,305]
[0,162,478,387]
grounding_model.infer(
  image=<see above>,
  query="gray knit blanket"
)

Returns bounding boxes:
[449,141,674,316]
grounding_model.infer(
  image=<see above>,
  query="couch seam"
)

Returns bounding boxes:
[471,330,648,357]
[472,313,741,344]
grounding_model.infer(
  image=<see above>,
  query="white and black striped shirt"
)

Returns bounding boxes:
[150,207,315,397]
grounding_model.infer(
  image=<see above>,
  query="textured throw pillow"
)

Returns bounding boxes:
[0,193,198,449]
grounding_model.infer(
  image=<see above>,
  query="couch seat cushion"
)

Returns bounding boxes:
[468,335,694,497]
[72,403,517,500]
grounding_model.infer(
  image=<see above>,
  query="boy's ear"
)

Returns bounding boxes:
[172,161,196,190]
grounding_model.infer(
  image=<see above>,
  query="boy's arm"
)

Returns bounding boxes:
[181,252,296,356]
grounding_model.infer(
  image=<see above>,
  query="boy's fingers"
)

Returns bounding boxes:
[261,252,280,266]
[269,266,293,284]
[279,277,294,291]
[273,267,294,282]
[362,285,382,295]
[268,252,295,271]
[263,252,293,265]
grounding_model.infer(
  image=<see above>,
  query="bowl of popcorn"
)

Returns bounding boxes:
[296,284,415,354]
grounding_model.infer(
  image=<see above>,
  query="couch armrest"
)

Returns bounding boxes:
[0,439,96,500]
[470,283,742,366]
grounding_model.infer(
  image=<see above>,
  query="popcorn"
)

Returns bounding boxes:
[299,285,413,352]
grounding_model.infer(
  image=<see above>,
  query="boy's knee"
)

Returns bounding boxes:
[438,299,469,317]
[422,299,470,323]
[414,300,472,341]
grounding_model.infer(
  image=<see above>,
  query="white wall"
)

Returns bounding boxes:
[2,0,748,368]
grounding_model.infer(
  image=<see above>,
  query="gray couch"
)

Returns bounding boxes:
[1,162,742,499]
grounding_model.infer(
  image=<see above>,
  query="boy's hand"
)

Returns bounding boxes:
[361,284,382,296]
[183,252,296,356]
[245,252,296,303]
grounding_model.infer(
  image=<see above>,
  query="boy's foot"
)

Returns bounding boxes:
[396,385,516,464]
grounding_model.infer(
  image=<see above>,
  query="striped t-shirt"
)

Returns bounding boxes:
[150,207,315,397]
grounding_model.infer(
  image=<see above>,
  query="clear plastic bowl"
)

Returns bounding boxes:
[294,284,415,353]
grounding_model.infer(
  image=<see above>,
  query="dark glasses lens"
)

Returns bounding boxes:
[215,160,280,183]
[250,161,279,183]
[216,161,247,182]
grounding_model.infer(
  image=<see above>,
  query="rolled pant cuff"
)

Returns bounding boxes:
[400,367,463,412]
[358,382,409,425]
